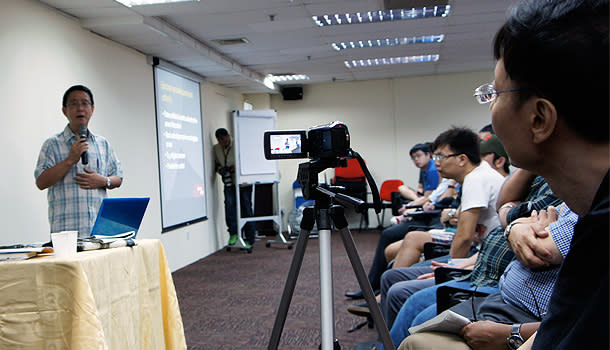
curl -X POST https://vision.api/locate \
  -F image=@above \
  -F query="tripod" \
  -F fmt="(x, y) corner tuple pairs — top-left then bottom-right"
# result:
(268, 185), (395, 350)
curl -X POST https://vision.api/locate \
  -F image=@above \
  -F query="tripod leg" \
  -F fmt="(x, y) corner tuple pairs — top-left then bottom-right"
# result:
(268, 207), (315, 350)
(317, 207), (336, 350)
(331, 206), (396, 350)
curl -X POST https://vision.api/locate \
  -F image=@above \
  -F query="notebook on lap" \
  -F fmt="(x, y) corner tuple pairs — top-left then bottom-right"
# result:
(90, 197), (150, 239)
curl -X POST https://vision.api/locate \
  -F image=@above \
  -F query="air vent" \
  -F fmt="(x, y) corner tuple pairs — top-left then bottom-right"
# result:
(212, 38), (250, 46)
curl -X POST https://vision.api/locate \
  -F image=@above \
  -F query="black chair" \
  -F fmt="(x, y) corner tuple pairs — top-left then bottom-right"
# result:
(433, 267), (489, 314)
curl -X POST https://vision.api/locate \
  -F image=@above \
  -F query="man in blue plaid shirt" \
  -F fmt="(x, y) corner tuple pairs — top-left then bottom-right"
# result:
(35, 85), (123, 238)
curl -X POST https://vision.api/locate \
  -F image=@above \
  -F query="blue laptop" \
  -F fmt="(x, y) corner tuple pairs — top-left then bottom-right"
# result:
(90, 197), (150, 238)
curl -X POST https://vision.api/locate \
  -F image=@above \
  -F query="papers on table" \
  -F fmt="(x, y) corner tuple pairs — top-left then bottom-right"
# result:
(78, 231), (137, 251)
(0, 246), (54, 261)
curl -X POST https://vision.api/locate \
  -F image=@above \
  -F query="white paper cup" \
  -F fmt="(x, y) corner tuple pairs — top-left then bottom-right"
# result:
(51, 230), (78, 257)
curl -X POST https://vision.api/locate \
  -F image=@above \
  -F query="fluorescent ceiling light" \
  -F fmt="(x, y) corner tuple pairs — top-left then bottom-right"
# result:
(344, 54), (439, 68)
(267, 74), (310, 82)
(332, 35), (444, 51)
(312, 6), (450, 27)
(115, 0), (198, 7)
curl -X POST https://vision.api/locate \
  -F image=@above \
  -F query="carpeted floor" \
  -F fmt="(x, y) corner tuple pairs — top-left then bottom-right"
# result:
(172, 229), (383, 350)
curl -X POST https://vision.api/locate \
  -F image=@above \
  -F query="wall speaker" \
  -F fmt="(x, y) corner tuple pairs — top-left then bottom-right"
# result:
(281, 86), (303, 100)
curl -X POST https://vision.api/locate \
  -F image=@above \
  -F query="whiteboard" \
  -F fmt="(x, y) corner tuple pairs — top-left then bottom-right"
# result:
(233, 110), (279, 184)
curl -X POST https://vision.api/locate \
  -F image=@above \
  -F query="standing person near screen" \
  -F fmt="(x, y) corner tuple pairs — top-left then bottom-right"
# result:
(213, 128), (256, 248)
(35, 85), (123, 238)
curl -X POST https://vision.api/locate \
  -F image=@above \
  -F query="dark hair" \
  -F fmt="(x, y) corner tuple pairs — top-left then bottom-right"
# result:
(409, 142), (431, 156)
(62, 85), (94, 107)
(493, 0), (609, 142)
(479, 124), (494, 134)
(487, 153), (511, 174)
(215, 128), (229, 139)
(432, 127), (481, 165)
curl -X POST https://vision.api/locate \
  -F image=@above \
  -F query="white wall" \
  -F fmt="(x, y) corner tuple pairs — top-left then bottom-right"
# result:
(1, 0), (244, 271)
(267, 73), (495, 227)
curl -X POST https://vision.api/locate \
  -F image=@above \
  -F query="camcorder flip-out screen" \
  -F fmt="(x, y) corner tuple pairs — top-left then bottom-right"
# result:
(264, 130), (308, 159)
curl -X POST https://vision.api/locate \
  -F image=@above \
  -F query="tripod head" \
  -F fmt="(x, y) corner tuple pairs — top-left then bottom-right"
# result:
(297, 150), (382, 214)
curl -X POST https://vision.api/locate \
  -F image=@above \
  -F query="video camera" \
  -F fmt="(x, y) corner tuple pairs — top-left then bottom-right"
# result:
(263, 121), (381, 213)
(263, 121), (350, 161)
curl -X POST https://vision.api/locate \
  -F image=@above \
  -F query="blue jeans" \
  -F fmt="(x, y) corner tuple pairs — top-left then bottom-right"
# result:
(389, 280), (499, 347)
(224, 185), (256, 244)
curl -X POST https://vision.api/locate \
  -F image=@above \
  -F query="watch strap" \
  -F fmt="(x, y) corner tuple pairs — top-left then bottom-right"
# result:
(503, 221), (522, 240)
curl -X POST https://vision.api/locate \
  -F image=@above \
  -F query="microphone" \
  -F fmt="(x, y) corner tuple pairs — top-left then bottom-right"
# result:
(78, 125), (88, 165)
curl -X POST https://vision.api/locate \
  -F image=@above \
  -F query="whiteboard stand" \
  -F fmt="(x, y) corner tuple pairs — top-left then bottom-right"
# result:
(226, 110), (291, 252)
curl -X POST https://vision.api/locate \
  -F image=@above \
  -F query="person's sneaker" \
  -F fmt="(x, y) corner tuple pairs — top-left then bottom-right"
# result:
(244, 241), (252, 248)
(228, 235), (238, 245)
(347, 302), (371, 317)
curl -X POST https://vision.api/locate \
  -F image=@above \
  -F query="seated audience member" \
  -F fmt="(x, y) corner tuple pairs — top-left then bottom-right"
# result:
(346, 176), (456, 300)
(478, 124), (494, 141)
(479, 135), (510, 177)
(378, 172), (561, 331)
(385, 127), (505, 269)
(397, 143), (440, 205)
(385, 136), (511, 263)
(399, 204), (578, 350)
(481, 0), (608, 348)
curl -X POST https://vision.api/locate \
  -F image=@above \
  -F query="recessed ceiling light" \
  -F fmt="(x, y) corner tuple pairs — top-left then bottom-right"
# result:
(115, 0), (199, 7)
(332, 34), (444, 51)
(344, 54), (439, 68)
(267, 74), (310, 82)
(312, 6), (450, 27)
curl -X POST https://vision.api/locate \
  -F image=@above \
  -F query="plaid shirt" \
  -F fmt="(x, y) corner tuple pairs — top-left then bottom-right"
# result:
(466, 176), (562, 287)
(500, 204), (578, 318)
(506, 175), (563, 224)
(35, 125), (123, 237)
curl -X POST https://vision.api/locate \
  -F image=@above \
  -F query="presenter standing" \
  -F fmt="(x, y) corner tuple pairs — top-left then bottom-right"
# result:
(35, 85), (123, 238)
(213, 128), (256, 248)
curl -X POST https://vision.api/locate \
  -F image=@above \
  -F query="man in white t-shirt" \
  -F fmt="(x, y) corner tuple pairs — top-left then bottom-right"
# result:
(389, 127), (505, 268)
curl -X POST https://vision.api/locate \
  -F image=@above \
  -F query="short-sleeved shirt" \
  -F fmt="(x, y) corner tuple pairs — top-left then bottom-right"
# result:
(34, 125), (123, 237)
(533, 170), (609, 349)
(460, 161), (505, 242)
(418, 158), (440, 192)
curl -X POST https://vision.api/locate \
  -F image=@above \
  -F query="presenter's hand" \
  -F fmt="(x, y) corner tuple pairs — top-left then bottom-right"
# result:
(69, 138), (88, 165)
(74, 168), (105, 189)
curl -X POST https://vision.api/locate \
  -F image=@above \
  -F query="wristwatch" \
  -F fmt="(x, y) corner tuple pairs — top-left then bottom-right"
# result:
(448, 208), (457, 218)
(106, 177), (111, 189)
(507, 323), (524, 349)
(503, 221), (522, 240)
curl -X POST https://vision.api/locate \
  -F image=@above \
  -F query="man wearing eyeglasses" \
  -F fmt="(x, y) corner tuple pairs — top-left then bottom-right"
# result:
(35, 85), (123, 238)
(471, 1), (608, 349)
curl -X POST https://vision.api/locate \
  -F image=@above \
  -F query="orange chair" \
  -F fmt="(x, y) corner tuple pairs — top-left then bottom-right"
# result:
(332, 158), (368, 230)
(378, 179), (404, 226)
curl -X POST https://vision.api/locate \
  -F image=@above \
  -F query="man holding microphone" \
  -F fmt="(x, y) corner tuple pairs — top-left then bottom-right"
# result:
(35, 85), (123, 238)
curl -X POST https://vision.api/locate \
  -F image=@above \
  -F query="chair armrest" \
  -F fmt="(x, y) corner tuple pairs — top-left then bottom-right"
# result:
(423, 242), (451, 260)
(434, 267), (471, 284)
(436, 286), (491, 314)
(406, 209), (442, 219)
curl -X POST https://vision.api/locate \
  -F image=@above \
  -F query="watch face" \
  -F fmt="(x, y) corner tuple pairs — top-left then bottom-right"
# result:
(508, 336), (524, 349)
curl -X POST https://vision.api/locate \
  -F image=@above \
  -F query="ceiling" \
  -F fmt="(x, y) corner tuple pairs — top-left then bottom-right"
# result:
(36, 0), (514, 94)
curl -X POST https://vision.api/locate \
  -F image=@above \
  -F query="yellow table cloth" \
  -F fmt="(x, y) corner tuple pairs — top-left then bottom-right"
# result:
(0, 239), (186, 350)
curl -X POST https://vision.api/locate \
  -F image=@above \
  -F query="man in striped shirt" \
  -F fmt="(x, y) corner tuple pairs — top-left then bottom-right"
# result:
(35, 85), (123, 238)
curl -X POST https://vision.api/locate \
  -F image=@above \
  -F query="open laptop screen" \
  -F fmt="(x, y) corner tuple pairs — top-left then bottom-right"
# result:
(90, 198), (150, 237)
